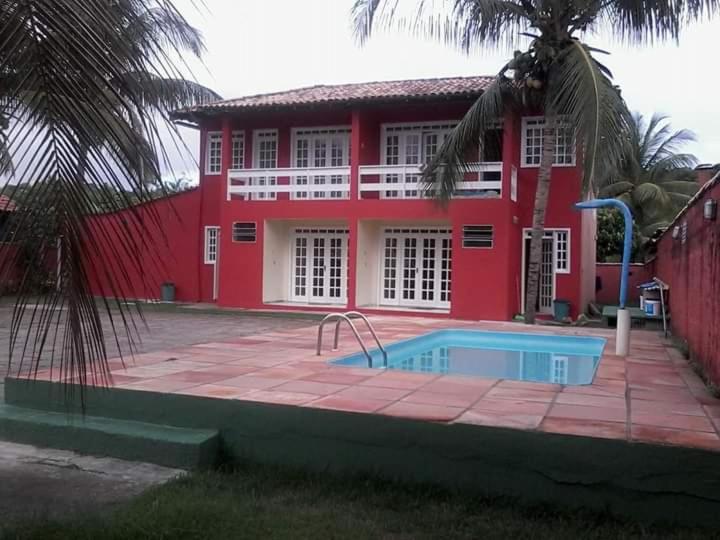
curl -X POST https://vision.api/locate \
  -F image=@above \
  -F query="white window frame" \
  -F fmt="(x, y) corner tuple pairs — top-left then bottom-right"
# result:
(231, 131), (244, 170)
(251, 129), (278, 200)
(520, 116), (576, 168)
(205, 131), (222, 175)
(290, 126), (351, 200)
(204, 226), (220, 264)
(553, 229), (570, 274)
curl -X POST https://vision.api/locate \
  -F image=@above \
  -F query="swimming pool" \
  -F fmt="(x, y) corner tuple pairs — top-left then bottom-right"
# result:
(332, 329), (606, 385)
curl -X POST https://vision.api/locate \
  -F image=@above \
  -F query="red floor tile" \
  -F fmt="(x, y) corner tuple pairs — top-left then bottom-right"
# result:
(308, 395), (391, 413)
(175, 384), (251, 399)
(118, 378), (200, 393)
(272, 380), (348, 396)
(160, 370), (237, 384)
(401, 390), (480, 408)
(547, 403), (627, 423)
(485, 387), (558, 403)
(300, 370), (373, 385)
(379, 401), (464, 422)
(539, 418), (627, 441)
(631, 398), (705, 417)
(219, 375), (286, 390)
(239, 390), (319, 406)
(335, 385), (412, 402)
(471, 397), (551, 416)
(554, 392), (627, 409)
(456, 410), (544, 430)
(631, 425), (720, 451)
(631, 410), (715, 432)
(358, 371), (436, 390)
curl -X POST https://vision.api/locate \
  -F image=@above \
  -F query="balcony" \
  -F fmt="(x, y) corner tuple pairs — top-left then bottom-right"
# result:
(227, 167), (351, 200)
(358, 162), (502, 199)
(226, 162), (502, 201)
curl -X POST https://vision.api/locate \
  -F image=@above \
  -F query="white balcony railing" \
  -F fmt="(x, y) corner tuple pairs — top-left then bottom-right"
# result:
(358, 162), (502, 199)
(227, 167), (351, 201)
(226, 162), (502, 201)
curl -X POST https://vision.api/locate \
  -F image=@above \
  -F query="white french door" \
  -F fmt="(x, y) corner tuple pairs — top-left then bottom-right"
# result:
(292, 129), (350, 200)
(522, 230), (569, 315)
(380, 228), (452, 309)
(290, 228), (348, 304)
(382, 125), (453, 199)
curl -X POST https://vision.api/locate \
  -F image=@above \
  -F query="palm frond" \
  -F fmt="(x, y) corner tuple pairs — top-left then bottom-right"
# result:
(598, 180), (634, 198)
(352, 0), (528, 51)
(0, 0), (214, 402)
(606, 0), (720, 42)
(657, 180), (701, 196)
(420, 74), (510, 200)
(547, 39), (631, 195)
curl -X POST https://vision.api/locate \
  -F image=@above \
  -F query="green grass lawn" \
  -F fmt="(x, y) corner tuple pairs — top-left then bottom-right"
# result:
(2, 463), (714, 540)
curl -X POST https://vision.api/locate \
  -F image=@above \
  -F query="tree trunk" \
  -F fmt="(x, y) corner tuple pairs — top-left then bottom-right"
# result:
(524, 114), (557, 324)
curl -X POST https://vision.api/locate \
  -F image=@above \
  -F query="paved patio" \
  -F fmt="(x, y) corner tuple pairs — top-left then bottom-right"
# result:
(26, 315), (720, 453)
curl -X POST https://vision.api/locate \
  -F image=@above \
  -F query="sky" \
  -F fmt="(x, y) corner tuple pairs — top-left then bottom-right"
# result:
(167, 0), (720, 182)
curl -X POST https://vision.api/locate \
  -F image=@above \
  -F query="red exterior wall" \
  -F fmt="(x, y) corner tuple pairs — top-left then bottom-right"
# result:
(595, 263), (651, 306)
(86, 189), (212, 302)
(209, 101), (588, 320)
(652, 178), (720, 383)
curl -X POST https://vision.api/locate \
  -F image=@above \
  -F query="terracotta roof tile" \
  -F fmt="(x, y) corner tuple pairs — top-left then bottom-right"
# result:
(174, 76), (493, 118)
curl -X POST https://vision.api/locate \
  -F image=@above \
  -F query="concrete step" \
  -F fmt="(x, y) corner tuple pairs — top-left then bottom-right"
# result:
(0, 404), (219, 469)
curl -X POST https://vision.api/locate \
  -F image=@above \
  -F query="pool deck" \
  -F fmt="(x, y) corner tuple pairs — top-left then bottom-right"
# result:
(20, 316), (720, 453)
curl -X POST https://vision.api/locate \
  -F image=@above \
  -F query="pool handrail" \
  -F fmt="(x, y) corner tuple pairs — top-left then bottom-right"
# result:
(317, 313), (373, 366)
(333, 311), (388, 367)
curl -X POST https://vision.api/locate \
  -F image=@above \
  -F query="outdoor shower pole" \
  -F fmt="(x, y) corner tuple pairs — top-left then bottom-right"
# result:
(575, 199), (634, 356)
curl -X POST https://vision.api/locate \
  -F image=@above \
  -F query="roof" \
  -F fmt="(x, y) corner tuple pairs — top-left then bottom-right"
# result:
(0, 195), (16, 212)
(173, 76), (494, 120)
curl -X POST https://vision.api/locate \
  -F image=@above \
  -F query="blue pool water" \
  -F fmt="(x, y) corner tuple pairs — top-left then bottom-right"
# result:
(332, 329), (606, 385)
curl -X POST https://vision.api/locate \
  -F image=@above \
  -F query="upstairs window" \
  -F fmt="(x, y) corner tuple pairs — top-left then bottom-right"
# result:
(462, 225), (493, 248)
(205, 132), (222, 174)
(254, 130), (278, 169)
(232, 222), (257, 243)
(231, 131), (244, 169)
(521, 117), (575, 167)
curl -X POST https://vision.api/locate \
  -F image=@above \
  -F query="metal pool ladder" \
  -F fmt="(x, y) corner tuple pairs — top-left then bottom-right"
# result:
(316, 311), (388, 367)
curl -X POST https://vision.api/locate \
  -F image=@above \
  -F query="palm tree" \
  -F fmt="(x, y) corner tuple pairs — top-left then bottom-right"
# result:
(353, 0), (717, 323)
(599, 112), (699, 236)
(0, 1), (218, 396)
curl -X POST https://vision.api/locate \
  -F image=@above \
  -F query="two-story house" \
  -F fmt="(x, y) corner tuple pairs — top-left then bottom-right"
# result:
(90, 76), (596, 321)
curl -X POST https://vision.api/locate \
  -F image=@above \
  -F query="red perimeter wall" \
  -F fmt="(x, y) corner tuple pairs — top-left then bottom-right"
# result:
(652, 177), (720, 384)
(595, 263), (651, 306)
(85, 189), (209, 303)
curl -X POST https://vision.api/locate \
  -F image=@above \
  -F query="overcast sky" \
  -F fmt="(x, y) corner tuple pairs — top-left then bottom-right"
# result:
(168, 0), (719, 181)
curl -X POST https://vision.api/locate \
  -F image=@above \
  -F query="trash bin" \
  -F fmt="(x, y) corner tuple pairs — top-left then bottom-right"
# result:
(160, 282), (175, 302)
(553, 299), (571, 321)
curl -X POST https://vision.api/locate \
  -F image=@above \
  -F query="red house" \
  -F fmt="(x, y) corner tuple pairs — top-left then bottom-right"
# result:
(91, 76), (596, 321)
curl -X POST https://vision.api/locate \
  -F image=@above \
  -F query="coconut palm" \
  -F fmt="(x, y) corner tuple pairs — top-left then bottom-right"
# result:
(0, 0), (218, 396)
(599, 112), (699, 236)
(353, 0), (718, 323)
